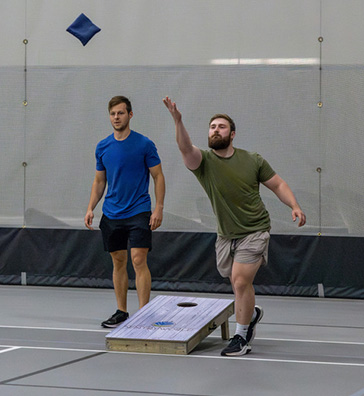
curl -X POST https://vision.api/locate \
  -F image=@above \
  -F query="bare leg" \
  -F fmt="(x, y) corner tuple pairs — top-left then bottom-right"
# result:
(230, 259), (262, 326)
(110, 250), (128, 312)
(130, 247), (151, 309)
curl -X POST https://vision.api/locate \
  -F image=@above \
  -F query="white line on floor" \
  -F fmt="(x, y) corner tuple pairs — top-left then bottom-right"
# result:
(0, 346), (20, 354)
(212, 335), (364, 346)
(1, 344), (364, 368)
(256, 337), (364, 346)
(0, 325), (108, 333)
(1, 325), (364, 346)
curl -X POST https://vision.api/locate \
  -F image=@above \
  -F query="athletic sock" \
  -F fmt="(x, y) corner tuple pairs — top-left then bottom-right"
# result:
(235, 323), (249, 340)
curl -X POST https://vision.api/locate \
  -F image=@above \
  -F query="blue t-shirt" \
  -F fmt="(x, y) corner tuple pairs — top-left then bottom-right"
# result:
(95, 130), (161, 219)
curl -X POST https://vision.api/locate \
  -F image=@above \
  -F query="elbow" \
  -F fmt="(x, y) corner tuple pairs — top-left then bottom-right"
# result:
(178, 144), (194, 156)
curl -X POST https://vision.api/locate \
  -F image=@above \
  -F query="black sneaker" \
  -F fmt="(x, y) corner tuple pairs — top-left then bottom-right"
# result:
(246, 305), (264, 344)
(221, 334), (251, 356)
(101, 310), (129, 328)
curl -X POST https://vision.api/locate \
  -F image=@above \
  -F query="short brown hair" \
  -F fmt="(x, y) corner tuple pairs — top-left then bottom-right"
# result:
(209, 114), (236, 133)
(108, 96), (132, 113)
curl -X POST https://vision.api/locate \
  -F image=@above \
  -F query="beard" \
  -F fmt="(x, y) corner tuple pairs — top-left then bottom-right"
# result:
(112, 122), (129, 132)
(208, 133), (231, 150)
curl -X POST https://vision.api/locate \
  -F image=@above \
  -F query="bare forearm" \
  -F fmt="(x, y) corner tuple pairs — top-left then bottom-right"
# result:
(163, 96), (202, 170)
(175, 120), (202, 169)
(154, 172), (165, 209)
(149, 169), (165, 230)
(263, 174), (306, 227)
(87, 181), (106, 211)
(85, 176), (106, 230)
(274, 181), (300, 209)
(175, 119), (194, 154)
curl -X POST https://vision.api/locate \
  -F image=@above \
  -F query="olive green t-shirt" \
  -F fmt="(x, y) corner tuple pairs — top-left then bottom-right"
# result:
(191, 148), (276, 239)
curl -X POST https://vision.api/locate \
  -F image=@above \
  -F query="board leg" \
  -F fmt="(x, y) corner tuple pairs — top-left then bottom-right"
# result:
(221, 320), (230, 340)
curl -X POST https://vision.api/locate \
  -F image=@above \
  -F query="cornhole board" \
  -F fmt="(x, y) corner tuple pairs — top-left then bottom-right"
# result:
(106, 295), (234, 355)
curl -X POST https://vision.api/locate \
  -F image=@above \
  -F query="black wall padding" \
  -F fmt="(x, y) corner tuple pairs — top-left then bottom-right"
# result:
(1, 228), (364, 298)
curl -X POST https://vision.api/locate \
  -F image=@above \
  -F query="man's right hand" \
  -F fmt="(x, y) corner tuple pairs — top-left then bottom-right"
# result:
(163, 96), (182, 124)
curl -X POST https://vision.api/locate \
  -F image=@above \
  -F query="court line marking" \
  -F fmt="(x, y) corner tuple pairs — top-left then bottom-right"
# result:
(256, 337), (364, 346)
(190, 335), (364, 346)
(0, 352), (106, 386)
(2, 325), (364, 346)
(0, 346), (20, 354)
(1, 344), (364, 367)
(0, 325), (108, 333)
(2, 383), (202, 396)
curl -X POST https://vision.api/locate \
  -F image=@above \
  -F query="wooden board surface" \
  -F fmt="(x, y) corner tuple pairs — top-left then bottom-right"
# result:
(106, 295), (234, 354)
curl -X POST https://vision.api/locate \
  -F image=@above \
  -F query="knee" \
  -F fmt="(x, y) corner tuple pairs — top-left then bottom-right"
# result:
(131, 254), (148, 273)
(232, 276), (251, 294)
(110, 251), (128, 270)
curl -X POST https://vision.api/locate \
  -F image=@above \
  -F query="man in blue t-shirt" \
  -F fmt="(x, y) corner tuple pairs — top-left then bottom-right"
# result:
(85, 96), (165, 328)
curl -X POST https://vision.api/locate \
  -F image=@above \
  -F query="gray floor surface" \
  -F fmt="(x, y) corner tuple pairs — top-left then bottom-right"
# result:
(1, 285), (364, 395)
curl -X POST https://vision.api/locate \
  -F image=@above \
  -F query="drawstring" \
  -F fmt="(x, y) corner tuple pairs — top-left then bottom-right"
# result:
(230, 239), (237, 258)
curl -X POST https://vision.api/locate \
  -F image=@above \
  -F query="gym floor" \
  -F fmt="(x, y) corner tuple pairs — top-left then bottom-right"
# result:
(1, 285), (364, 396)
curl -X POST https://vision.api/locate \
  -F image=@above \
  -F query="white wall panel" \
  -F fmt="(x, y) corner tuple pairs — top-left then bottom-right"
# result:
(21, 0), (320, 66)
(0, 1), (26, 66)
(0, 0), (364, 236)
(322, 0), (364, 65)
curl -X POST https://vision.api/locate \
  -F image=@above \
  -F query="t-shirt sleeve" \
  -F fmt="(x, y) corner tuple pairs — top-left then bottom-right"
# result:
(190, 149), (206, 177)
(145, 140), (161, 168)
(257, 154), (276, 182)
(95, 144), (105, 171)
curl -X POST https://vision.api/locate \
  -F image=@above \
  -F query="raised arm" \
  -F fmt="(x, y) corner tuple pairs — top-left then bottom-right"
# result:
(262, 174), (306, 227)
(84, 170), (107, 230)
(163, 96), (202, 170)
(149, 163), (165, 231)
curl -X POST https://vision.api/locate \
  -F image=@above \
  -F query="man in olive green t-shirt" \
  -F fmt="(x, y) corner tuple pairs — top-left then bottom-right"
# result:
(193, 148), (275, 238)
(163, 96), (306, 357)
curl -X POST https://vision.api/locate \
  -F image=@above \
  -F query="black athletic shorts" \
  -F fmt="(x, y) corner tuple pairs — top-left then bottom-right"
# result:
(99, 212), (152, 252)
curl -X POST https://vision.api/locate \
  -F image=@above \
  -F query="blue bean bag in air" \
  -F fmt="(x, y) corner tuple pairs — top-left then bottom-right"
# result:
(66, 13), (101, 46)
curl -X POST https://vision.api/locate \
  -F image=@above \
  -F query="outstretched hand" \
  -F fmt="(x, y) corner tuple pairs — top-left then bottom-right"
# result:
(292, 208), (306, 227)
(163, 96), (182, 124)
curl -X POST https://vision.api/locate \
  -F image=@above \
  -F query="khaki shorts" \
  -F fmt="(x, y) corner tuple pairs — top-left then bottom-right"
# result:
(215, 231), (270, 278)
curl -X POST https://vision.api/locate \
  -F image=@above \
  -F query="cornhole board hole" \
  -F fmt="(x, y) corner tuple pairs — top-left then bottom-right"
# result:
(106, 295), (234, 355)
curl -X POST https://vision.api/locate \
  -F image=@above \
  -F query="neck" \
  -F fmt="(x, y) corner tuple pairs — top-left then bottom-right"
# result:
(113, 128), (131, 141)
(213, 145), (235, 158)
